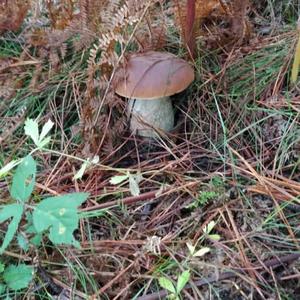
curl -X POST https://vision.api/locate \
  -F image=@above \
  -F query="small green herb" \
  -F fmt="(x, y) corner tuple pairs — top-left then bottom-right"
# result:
(3, 264), (33, 291)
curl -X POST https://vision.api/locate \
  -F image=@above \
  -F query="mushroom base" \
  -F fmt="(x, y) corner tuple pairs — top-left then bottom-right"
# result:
(127, 96), (174, 138)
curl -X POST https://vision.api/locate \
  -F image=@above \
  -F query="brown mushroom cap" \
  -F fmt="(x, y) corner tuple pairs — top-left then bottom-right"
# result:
(115, 51), (194, 99)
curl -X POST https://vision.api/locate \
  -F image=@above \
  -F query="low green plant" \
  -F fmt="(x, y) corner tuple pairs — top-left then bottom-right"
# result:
(0, 262), (33, 296)
(157, 221), (220, 299)
(188, 190), (219, 210)
(198, 191), (219, 206)
(187, 176), (225, 210)
(0, 119), (89, 293)
(158, 270), (190, 300)
(109, 172), (143, 196)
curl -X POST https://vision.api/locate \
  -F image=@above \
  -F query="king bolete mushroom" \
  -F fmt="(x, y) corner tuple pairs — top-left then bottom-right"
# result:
(115, 51), (194, 138)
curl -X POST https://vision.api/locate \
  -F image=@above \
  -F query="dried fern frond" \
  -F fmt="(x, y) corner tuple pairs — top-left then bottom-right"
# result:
(173, 0), (221, 43)
(129, 0), (168, 51)
(81, 0), (163, 154)
(0, 84), (27, 145)
(0, 108), (26, 145)
(0, 0), (30, 33)
(173, 0), (251, 50)
(22, 0), (167, 155)
(46, 0), (76, 30)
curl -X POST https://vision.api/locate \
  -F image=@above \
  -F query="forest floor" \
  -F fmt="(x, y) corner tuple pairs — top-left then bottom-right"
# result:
(1, 1), (300, 299)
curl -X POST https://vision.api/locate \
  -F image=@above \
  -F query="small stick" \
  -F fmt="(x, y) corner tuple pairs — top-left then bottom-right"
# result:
(81, 189), (164, 211)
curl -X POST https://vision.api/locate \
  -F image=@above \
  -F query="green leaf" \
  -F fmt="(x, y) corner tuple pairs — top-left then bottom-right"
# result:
(24, 119), (39, 146)
(91, 156), (99, 164)
(24, 118), (53, 148)
(0, 283), (5, 295)
(10, 155), (36, 203)
(73, 156), (99, 180)
(208, 234), (220, 241)
(39, 119), (54, 143)
(129, 173), (143, 196)
(33, 193), (89, 246)
(109, 174), (128, 185)
(198, 191), (218, 205)
(25, 212), (37, 234)
(0, 204), (24, 254)
(24, 212), (42, 246)
(0, 262), (5, 273)
(30, 233), (42, 246)
(0, 160), (21, 179)
(17, 234), (29, 252)
(186, 242), (195, 255)
(73, 161), (89, 180)
(3, 264), (33, 291)
(129, 175), (140, 196)
(176, 270), (190, 293)
(37, 136), (51, 149)
(158, 277), (176, 294)
(193, 247), (210, 257)
(203, 221), (216, 235)
(210, 176), (224, 187)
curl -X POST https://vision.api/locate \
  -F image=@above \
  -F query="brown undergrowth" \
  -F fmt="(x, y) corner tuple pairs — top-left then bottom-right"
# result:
(1, 0), (300, 299)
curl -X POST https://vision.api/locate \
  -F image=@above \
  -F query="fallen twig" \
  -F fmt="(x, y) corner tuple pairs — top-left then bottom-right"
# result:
(81, 189), (163, 211)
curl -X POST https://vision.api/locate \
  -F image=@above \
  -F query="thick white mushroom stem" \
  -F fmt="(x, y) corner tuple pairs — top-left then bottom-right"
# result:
(127, 97), (174, 138)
